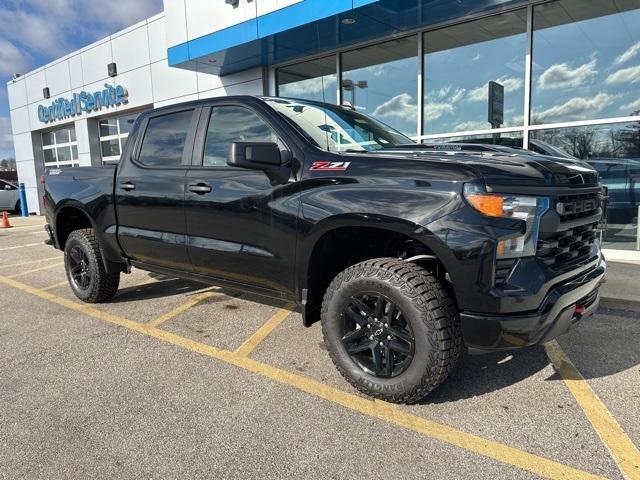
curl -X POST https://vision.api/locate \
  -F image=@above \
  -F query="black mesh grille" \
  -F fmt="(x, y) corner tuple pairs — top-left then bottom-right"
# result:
(537, 222), (598, 268)
(555, 193), (600, 222)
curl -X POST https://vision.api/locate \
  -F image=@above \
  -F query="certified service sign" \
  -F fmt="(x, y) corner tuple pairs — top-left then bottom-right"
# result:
(38, 84), (128, 123)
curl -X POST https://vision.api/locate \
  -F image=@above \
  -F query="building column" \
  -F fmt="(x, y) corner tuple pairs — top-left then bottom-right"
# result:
(13, 132), (40, 215)
(74, 118), (101, 167)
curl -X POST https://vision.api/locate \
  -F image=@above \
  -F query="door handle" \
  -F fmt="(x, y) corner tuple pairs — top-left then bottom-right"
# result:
(188, 183), (212, 194)
(119, 182), (136, 191)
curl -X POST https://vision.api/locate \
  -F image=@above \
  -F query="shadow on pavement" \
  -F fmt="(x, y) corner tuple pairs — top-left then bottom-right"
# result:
(424, 347), (550, 404)
(423, 301), (640, 403)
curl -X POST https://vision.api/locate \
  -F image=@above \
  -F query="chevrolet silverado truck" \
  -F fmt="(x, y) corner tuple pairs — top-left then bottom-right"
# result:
(43, 96), (606, 403)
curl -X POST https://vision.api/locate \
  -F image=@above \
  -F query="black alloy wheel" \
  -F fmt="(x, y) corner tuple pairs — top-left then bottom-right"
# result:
(64, 228), (120, 303)
(68, 245), (92, 291)
(341, 293), (414, 378)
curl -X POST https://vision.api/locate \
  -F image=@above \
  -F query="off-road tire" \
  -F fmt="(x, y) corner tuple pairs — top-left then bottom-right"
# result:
(64, 228), (120, 303)
(321, 257), (462, 403)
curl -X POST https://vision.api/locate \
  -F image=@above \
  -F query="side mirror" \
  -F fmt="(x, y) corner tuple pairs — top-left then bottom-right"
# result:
(4, 185), (12, 190)
(228, 142), (282, 170)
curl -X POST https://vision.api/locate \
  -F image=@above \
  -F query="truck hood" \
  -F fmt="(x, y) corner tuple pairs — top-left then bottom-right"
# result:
(368, 148), (599, 188)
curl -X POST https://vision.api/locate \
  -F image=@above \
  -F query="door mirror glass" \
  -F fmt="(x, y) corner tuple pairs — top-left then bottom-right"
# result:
(228, 142), (281, 169)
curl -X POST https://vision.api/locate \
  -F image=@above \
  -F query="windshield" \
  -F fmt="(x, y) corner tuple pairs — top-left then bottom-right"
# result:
(262, 97), (413, 152)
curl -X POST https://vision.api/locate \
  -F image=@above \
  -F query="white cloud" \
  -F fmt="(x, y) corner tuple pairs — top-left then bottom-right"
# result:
(467, 76), (523, 102)
(472, 53), (481, 62)
(0, 0), (163, 59)
(620, 98), (640, 112)
(537, 58), (598, 90)
(453, 120), (487, 132)
(279, 76), (336, 98)
(372, 93), (417, 120)
(0, 39), (30, 79)
(421, 87), (466, 121)
(605, 65), (640, 85)
(614, 41), (640, 66)
(537, 93), (614, 122)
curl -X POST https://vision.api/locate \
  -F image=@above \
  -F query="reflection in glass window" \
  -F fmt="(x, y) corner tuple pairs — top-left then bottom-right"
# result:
(427, 132), (524, 147)
(277, 55), (336, 103)
(264, 98), (411, 153)
(55, 128), (70, 144)
(138, 110), (193, 167)
(341, 36), (418, 136)
(204, 106), (278, 167)
(531, 121), (640, 250)
(424, 10), (527, 135)
(532, 1), (640, 124)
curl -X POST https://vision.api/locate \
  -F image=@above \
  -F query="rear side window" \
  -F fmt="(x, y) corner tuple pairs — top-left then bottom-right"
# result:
(138, 110), (194, 167)
(203, 106), (279, 167)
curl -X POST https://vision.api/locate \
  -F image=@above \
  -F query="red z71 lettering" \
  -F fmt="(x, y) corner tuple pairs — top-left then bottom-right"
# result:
(310, 161), (351, 171)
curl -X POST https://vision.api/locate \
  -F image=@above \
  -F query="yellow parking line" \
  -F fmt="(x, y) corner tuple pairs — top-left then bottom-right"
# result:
(145, 291), (215, 329)
(235, 306), (294, 357)
(0, 273), (609, 480)
(41, 280), (70, 291)
(0, 256), (61, 269)
(7, 261), (62, 278)
(545, 340), (640, 480)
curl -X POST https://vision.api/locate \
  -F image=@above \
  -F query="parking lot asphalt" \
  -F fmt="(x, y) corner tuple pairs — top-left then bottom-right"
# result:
(1, 216), (639, 479)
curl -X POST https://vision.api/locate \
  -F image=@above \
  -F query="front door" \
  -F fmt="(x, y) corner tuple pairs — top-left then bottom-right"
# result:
(184, 104), (299, 297)
(0, 180), (18, 211)
(115, 108), (199, 271)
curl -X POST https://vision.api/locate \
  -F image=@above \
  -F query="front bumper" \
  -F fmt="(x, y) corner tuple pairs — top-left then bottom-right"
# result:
(460, 255), (606, 351)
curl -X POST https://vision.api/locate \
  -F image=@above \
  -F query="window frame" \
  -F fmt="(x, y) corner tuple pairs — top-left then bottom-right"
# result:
(132, 108), (200, 170)
(99, 113), (142, 165)
(41, 125), (79, 169)
(190, 102), (291, 170)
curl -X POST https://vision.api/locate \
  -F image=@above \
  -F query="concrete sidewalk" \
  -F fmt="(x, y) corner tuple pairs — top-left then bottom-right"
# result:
(601, 261), (640, 306)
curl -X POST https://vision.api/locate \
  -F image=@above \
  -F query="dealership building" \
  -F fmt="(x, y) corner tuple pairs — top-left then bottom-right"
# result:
(6, 0), (640, 255)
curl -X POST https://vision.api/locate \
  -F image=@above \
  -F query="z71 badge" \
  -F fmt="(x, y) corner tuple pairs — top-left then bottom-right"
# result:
(310, 161), (351, 171)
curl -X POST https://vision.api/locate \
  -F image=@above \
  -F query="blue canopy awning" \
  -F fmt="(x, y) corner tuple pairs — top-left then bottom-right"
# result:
(168, 0), (522, 76)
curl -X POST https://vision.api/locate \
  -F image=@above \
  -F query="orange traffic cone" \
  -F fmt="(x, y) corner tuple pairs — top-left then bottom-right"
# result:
(1, 211), (12, 229)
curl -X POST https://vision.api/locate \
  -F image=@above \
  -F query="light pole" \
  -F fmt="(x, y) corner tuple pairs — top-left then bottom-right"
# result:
(341, 79), (368, 108)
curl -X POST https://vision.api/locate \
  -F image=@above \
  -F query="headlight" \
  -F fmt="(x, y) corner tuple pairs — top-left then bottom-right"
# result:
(463, 184), (550, 258)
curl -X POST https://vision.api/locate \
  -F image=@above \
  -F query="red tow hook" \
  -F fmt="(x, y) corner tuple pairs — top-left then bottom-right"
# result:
(574, 305), (586, 316)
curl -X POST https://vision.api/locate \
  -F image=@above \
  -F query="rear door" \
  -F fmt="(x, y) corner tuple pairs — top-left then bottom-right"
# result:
(184, 102), (299, 297)
(115, 107), (200, 271)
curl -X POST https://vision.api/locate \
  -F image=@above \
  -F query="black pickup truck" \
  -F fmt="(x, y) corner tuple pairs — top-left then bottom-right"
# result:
(43, 96), (606, 403)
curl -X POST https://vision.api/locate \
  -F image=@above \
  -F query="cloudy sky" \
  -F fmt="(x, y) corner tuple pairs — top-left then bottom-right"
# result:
(0, 0), (163, 159)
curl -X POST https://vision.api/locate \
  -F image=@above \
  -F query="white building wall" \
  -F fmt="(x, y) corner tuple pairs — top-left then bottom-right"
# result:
(6, 11), (265, 214)
(162, 0), (305, 52)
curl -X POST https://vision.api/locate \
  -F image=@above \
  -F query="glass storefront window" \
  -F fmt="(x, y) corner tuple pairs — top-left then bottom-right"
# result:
(341, 36), (418, 136)
(41, 126), (78, 169)
(277, 55), (337, 103)
(531, 121), (640, 250)
(423, 10), (527, 135)
(427, 131), (524, 146)
(99, 112), (141, 164)
(532, 0), (640, 124)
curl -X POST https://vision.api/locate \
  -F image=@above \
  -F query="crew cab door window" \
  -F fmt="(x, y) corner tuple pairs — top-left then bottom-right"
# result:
(137, 110), (194, 167)
(203, 106), (279, 167)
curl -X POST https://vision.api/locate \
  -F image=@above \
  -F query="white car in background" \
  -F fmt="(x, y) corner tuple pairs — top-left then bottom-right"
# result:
(0, 180), (20, 213)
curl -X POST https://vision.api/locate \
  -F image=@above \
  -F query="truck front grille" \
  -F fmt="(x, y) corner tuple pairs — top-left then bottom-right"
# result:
(555, 193), (600, 222)
(536, 222), (598, 268)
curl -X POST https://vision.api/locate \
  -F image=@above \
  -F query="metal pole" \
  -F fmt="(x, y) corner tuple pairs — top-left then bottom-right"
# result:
(636, 205), (640, 251)
(18, 183), (28, 217)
